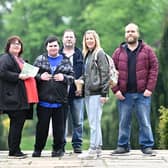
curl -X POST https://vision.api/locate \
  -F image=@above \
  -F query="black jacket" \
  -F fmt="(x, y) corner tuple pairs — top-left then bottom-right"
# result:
(34, 53), (74, 104)
(0, 53), (29, 111)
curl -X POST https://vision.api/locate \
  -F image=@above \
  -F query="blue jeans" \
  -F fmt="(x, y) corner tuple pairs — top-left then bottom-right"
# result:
(117, 93), (154, 149)
(68, 98), (84, 148)
(85, 95), (103, 149)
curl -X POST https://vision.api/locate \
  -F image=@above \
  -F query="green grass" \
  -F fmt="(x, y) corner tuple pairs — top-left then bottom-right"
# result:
(21, 135), (89, 151)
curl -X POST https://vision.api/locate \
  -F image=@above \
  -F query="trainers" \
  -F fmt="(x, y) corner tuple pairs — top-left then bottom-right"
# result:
(74, 147), (82, 153)
(78, 149), (97, 159)
(141, 147), (156, 156)
(111, 147), (130, 155)
(96, 147), (102, 157)
(32, 150), (41, 157)
(8, 151), (27, 159)
(52, 149), (64, 157)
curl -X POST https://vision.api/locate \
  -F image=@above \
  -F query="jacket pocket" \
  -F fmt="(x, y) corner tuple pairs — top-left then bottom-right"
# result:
(89, 62), (101, 91)
(4, 89), (19, 105)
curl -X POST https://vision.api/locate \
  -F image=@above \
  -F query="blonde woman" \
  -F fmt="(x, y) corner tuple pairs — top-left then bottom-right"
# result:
(78, 30), (109, 159)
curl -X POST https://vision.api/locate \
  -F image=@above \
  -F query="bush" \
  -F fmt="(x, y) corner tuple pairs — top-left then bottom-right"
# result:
(158, 106), (168, 149)
(0, 114), (8, 149)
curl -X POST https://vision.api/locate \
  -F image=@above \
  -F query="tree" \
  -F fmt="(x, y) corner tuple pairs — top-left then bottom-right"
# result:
(157, 12), (168, 107)
(1, 0), (96, 62)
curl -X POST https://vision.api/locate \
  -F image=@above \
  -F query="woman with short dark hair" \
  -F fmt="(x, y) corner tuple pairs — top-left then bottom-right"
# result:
(0, 35), (38, 158)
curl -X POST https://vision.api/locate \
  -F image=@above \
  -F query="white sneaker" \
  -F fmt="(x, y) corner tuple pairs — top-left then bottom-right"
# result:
(78, 149), (97, 159)
(96, 148), (102, 157)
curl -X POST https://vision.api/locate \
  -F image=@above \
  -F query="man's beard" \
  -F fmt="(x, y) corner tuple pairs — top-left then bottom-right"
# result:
(126, 37), (137, 44)
(65, 42), (73, 47)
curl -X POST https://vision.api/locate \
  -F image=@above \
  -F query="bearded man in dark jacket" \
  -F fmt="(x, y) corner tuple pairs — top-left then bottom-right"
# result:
(111, 23), (159, 156)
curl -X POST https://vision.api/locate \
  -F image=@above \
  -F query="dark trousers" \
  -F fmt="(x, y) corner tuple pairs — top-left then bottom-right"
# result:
(7, 110), (26, 154)
(34, 105), (65, 151)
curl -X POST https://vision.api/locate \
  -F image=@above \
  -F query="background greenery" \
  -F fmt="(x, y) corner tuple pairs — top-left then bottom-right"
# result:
(21, 135), (89, 151)
(0, 0), (168, 150)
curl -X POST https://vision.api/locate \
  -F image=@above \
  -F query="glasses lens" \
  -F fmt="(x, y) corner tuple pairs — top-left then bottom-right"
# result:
(11, 42), (21, 46)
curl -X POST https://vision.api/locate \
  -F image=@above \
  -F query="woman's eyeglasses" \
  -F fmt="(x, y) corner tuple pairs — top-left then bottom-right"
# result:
(11, 42), (21, 46)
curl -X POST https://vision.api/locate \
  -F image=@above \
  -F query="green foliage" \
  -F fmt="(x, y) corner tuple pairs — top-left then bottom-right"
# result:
(156, 12), (168, 107)
(0, 115), (8, 150)
(21, 135), (89, 151)
(158, 106), (168, 148)
(156, 13), (168, 149)
(80, 0), (167, 54)
(0, 117), (5, 149)
(1, 0), (96, 62)
(102, 92), (118, 149)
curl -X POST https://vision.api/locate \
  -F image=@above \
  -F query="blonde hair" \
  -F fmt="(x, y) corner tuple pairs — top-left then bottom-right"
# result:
(82, 30), (101, 57)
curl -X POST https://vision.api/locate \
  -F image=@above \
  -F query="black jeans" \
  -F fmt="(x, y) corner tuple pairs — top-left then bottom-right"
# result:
(34, 105), (65, 151)
(7, 110), (26, 154)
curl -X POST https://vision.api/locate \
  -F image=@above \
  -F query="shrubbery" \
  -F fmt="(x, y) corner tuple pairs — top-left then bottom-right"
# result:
(158, 106), (168, 149)
(0, 115), (8, 149)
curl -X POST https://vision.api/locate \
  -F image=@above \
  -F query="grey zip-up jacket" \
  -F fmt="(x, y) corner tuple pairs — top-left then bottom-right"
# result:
(84, 49), (109, 97)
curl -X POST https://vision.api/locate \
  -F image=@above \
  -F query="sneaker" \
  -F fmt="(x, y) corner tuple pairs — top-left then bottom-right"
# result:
(74, 147), (82, 153)
(52, 149), (64, 157)
(96, 147), (102, 157)
(32, 150), (41, 157)
(78, 149), (97, 159)
(111, 147), (130, 155)
(8, 151), (27, 159)
(141, 147), (156, 156)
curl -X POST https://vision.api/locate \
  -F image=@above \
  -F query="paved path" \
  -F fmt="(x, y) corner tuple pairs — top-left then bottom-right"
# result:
(0, 150), (168, 168)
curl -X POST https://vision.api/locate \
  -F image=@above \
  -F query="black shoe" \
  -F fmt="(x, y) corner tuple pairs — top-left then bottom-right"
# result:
(111, 147), (130, 155)
(74, 147), (82, 153)
(8, 151), (27, 158)
(32, 150), (41, 157)
(52, 149), (64, 157)
(141, 147), (156, 156)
